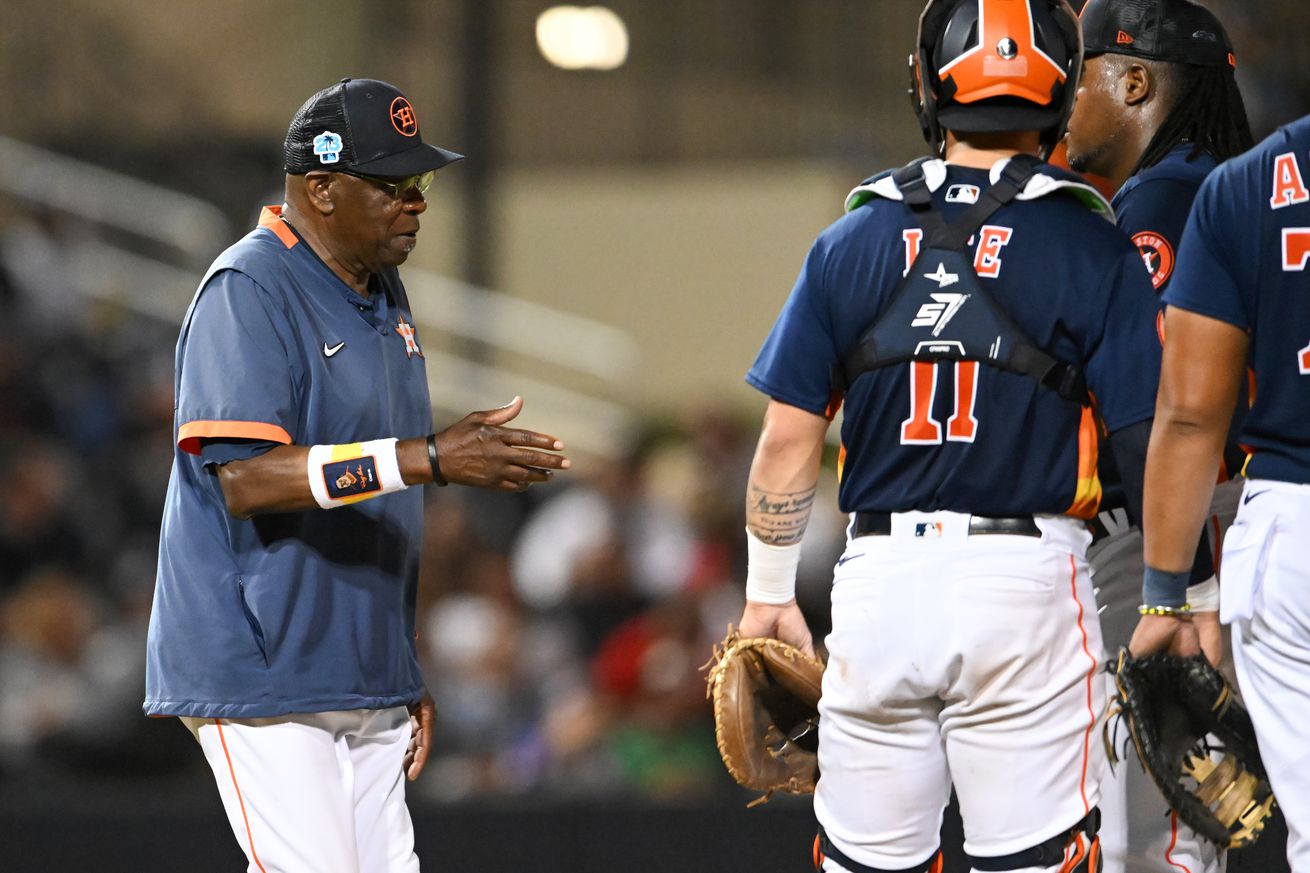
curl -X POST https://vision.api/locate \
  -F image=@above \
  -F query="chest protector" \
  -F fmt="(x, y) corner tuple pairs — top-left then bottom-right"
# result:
(832, 156), (1090, 405)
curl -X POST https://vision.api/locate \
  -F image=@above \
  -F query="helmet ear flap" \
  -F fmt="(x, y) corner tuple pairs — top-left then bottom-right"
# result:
(907, 51), (943, 156)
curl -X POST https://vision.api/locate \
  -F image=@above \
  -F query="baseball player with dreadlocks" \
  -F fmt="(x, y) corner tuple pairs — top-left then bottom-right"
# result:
(1062, 3), (1254, 871)
(736, 1), (1162, 871)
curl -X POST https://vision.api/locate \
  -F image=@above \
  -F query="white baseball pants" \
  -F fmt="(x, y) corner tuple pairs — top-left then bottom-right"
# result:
(1223, 478), (1310, 872)
(183, 707), (420, 873)
(815, 512), (1105, 872)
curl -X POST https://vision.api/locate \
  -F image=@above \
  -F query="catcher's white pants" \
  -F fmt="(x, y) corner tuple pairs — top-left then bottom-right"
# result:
(1087, 477), (1243, 873)
(815, 512), (1105, 872)
(183, 707), (420, 873)
(1223, 478), (1310, 872)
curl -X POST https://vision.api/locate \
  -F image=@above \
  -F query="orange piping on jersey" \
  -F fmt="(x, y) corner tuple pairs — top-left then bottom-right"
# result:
(178, 420), (294, 456)
(836, 443), (847, 484)
(1069, 554), (1098, 815)
(812, 835), (824, 871)
(216, 720), (270, 873)
(1162, 813), (1192, 872)
(258, 206), (299, 250)
(1066, 406), (1102, 519)
(825, 391), (844, 421)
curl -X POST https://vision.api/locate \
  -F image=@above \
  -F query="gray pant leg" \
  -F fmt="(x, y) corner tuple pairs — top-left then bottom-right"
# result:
(1089, 526), (1224, 873)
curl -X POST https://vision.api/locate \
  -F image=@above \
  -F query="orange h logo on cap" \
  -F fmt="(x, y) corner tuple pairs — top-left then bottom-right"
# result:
(390, 97), (418, 136)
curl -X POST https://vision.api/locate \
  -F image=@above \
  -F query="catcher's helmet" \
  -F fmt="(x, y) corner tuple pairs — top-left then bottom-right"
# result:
(910, 0), (1083, 156)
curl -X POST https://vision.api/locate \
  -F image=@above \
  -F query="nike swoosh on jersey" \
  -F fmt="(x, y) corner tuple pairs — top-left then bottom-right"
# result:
(1243, 489), (1269, 505)
(323, 341), (345, 358)
(836, 553), (865, 567)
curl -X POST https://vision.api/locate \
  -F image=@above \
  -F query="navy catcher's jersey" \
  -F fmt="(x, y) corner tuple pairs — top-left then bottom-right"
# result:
(1164, 115), (1310, 485)
(147, 207), (432, 719)
(747, 159), (1161, 518)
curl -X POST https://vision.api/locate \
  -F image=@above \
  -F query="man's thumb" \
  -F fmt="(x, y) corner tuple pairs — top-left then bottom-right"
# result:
(480, 395), (523, 424)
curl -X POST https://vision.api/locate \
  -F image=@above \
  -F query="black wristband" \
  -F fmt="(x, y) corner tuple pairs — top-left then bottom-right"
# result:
(426, 434), (448, 486)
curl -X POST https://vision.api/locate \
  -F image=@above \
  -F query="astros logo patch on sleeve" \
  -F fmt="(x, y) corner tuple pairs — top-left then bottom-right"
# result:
(1132, 231), (1175, 290)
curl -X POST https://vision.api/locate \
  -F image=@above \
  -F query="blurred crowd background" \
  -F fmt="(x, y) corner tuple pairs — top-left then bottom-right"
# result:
(2, 0), (1310, 866)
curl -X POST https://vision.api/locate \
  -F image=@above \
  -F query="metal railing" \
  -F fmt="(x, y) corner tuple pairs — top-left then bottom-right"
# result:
(0, 137), (638, 456)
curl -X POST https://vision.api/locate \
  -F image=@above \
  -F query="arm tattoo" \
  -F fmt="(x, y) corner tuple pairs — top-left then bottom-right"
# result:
(747, 483), (816, 547)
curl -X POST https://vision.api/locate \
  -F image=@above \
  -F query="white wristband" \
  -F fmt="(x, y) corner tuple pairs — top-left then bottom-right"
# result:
(745, 527), (802, 605)
(1187, 575), (1220, 612)
(307, 438), (407, 509)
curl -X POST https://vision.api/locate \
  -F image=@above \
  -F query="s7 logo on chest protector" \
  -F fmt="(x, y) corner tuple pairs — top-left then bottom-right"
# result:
(912, 292), (970, 336)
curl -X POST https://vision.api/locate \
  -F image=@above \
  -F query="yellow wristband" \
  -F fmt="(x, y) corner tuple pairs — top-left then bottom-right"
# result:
(1138, 603), (1192, 617)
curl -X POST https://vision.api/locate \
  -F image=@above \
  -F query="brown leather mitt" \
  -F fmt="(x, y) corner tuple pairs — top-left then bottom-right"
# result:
(1106, 648), (1276, 848)
(704, 628), (825, 806)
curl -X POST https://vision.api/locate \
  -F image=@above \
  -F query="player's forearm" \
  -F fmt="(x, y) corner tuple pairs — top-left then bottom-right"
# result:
(744, 402), (828, 545)
(1143, 307), (1248, 575)
(1141, 421), (1225, 573)
(217, 438), (433, 518)
(742, 401), (828, 606)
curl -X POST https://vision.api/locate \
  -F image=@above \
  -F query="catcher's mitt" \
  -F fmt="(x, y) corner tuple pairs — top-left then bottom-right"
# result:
(704, 628), (825, 806)
(1105, 648), (1276, 848)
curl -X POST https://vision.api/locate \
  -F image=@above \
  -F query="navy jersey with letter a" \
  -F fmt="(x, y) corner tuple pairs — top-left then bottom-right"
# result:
(748, 159), (1161, 517)
(1165, 115), (1310, 485)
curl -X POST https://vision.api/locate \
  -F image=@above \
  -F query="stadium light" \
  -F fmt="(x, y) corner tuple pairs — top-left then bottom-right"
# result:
(535, 6), (629, 71)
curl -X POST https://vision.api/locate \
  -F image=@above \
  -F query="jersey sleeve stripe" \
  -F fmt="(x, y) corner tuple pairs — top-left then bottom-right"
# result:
(178, 420), (294, 456)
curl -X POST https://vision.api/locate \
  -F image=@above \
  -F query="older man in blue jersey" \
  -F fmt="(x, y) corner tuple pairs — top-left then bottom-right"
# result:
(735, 2), (1163, 872)
(145, 78), (570, 873)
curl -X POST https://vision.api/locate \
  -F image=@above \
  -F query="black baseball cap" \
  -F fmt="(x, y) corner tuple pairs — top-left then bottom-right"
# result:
(283, 78), (463, 177)
(1080, 0), (1235, 69)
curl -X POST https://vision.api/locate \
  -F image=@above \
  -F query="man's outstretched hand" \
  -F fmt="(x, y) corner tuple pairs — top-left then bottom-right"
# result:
(432, 396), (570, 491)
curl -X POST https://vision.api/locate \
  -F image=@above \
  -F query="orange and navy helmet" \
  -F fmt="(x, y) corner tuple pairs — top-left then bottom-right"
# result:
(910, 0), (1083, 156)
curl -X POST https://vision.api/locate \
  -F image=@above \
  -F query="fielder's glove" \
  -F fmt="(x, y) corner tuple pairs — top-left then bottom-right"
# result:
(1105, 648), (1276, 848)
(704, 627), (825, 806)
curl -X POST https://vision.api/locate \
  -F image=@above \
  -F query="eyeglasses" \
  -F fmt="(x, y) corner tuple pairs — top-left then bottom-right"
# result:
(340, 169), (436, 199)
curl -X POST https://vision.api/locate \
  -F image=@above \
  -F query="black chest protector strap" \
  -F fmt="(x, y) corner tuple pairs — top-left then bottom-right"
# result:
(832, 156), (1090, 405)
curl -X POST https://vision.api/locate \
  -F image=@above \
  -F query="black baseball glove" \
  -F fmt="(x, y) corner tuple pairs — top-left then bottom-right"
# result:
(1105, 648), (1275, 848)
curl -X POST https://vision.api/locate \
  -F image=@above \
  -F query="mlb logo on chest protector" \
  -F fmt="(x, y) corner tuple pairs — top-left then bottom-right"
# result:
(945, 184), (980, 204)
(915, 522), (944, 538)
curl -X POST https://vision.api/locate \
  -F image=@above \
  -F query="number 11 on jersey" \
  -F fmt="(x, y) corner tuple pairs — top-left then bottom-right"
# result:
(900, 360), (979, 445)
